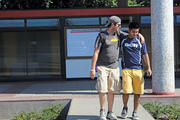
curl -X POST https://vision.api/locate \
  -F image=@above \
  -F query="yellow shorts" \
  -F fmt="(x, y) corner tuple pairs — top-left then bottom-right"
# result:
(96, 66), (121, 93)
(122, 69), (144, 94)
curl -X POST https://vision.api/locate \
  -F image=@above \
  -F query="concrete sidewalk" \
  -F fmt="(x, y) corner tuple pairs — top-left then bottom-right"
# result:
(67, 96), (155, 120)
(0, 78), (179, 120)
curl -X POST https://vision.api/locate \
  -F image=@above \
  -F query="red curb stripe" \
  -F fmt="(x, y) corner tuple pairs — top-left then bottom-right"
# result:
(152, 92), (175, 95)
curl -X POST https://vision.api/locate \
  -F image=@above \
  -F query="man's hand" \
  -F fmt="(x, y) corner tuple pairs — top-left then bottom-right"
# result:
(138, 33), (145, 44)
(90, 69), (96, 79)
(146, 68), (152, 76)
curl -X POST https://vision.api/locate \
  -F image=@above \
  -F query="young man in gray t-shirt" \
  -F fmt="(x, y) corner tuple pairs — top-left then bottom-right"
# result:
(90, 16), (126, 120)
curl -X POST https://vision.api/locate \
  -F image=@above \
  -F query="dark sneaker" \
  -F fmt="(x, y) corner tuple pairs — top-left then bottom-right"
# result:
(132, 112), (139, 120)
(121, 107), (128, 119)
(106, 111), (118, 120)
(100, 109), (107, 120)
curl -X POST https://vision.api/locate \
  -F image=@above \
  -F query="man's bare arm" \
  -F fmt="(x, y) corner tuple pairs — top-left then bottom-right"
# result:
(90, 48), (99, 79)
(119, 30), (145, 43)
(143, 54), (152, 76)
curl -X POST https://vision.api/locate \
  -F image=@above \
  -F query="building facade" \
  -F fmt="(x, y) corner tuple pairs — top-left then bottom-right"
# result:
(0, 7), (179, 80)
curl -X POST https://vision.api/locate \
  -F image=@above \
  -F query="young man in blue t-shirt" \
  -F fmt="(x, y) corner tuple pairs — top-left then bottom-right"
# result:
(120, 22), (152, 120)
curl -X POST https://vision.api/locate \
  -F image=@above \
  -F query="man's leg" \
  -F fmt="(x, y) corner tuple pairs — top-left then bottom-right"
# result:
(106, 92), (118, 120)
(122, 69), (133, 108)
(96, 66), (108, 110)
(99, 93), (106, 110)
(134, 94), (140, 112)
(132, 70), (144, 120)
(132, 94), (140, 120)
(121, 70), (133, 118)
(122, 94), (129, 108)
(99, 93), (107, 120)
(107, 92), (114, 112)
(106, 67), (120, 120)
(96, 66), (108, 120)
(133, 70), (144, 112)
(107, 67), (120, 112)
(121, 94), (129, 118)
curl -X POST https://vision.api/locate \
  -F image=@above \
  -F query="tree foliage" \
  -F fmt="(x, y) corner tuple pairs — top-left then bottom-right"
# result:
(129, 0), (180, 7)
(174, 0), (180, 6)
(129, 0), (150, 7)
(0, 0), (118, 9)
(0, 0), (179, 10)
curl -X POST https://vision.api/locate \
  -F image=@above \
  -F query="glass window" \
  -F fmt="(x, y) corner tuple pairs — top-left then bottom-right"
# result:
(174, 27), (180, 72)
(141, 16), (151, 24)
(66, 28), (101, 57)
(0, 32), (26, 76)
(26, 31), (61, 76)
(120, 27), (128, 32)
(101, 17), (109, 25)
(65, 17), (99, 25)
(0, 19), (24, 28)
(176, 15), (180, 23)
(0, 31), (61, 77)
(66, 59), (92, 78)
(27, 19), (59, 27)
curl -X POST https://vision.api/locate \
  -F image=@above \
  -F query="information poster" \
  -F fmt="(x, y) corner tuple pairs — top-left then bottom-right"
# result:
(66, 28), (101, 57)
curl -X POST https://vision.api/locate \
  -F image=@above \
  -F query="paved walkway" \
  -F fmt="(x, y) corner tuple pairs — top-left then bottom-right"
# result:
(67, 96), (155, 120)
(0, 78), (179, 120)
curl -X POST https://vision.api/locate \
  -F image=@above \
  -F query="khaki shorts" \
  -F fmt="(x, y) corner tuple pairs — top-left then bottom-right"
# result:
(122, 69), (144, 94)
(96, 66), (121, 93)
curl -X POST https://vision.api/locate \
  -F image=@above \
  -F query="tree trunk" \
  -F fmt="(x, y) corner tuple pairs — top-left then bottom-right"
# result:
(117, 0), (128, 8)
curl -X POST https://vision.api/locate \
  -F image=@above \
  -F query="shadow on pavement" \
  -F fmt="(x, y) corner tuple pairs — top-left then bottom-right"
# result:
(0, 78), (179, 95)
(67, 115), (99, 120)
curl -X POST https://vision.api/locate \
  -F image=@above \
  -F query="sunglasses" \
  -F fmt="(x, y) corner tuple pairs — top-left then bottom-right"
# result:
(114, 23), (121, 27)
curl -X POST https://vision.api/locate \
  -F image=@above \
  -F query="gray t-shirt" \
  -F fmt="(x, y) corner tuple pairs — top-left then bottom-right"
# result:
(95, 30), (127, 68)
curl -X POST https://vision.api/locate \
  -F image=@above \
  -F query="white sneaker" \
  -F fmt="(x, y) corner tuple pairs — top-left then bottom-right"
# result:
(132, 112), (139, 120)
(121, 107), (128, 119)
(106, 112), (118, 120)
(100, 109), (107, 120)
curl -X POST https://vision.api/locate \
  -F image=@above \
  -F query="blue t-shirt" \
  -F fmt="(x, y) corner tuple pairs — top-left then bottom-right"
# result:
(121, 36), (148, 70)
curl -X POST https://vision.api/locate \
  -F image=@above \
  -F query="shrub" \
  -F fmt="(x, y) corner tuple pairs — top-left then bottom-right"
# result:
(143, 101), (180, 120)
(12, 104), (62, 120)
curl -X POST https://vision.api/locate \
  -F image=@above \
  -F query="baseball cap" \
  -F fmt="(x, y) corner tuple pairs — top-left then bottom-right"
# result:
(105, 16), (121, 27)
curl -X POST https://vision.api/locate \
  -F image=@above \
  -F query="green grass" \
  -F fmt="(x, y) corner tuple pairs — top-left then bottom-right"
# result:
(143, 101), (180, 120)
(12, 104), (62, 120)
